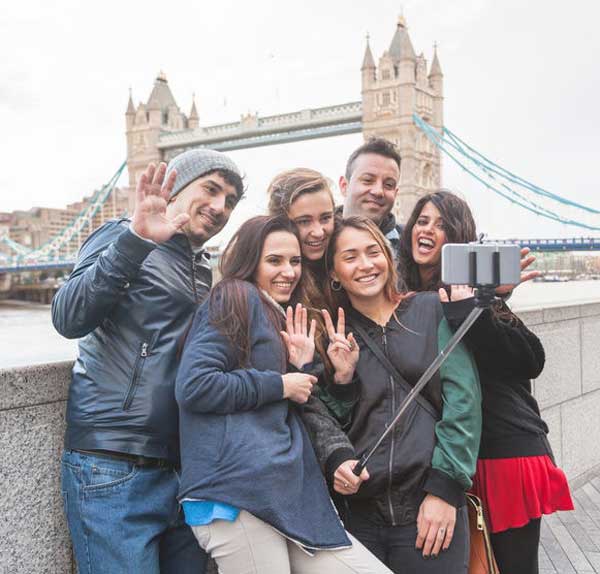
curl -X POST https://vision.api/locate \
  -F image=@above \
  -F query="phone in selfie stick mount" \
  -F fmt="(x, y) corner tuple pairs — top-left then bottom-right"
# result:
(352, 242), (521, 477)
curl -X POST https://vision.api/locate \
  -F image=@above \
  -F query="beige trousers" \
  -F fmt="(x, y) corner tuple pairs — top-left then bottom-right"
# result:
(192, 510), (392, 574)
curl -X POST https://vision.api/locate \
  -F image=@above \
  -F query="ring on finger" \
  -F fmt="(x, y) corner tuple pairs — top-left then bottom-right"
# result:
(438, 527), (446, 536)
(343, 481), (349, 488)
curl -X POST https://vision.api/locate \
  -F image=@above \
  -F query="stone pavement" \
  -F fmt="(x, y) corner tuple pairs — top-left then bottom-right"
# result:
(540, 473), (600, 573)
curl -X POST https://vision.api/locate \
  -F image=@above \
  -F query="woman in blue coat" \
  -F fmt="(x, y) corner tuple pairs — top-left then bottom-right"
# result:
(175, 215), (391, 574)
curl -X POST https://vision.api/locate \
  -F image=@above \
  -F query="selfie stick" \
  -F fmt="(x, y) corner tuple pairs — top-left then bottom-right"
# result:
(352, 252), (501, 477)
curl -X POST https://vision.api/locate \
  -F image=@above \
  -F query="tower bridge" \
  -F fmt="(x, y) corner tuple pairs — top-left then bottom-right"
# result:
(157, 101), (363, 157)
(125, 16), (444, 221)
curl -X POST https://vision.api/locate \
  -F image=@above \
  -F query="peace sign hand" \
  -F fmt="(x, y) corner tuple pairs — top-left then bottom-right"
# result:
(322, 308), (359, 385)
(131, 162), (190, 243)
(281, 303), (317, 369)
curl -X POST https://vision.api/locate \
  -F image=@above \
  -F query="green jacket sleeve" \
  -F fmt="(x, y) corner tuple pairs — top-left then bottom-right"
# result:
(313, 375), (360, 430)
(424, 317), (482, 505)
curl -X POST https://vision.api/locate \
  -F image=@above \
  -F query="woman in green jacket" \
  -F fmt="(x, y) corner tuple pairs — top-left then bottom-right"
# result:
(317, 216), (481, 574)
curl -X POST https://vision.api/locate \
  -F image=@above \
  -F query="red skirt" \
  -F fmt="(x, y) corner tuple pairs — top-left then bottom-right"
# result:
(471, 455), (574, 534)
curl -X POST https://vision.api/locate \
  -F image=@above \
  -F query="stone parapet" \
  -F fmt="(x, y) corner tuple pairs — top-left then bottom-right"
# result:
(2, 301), (600, 572)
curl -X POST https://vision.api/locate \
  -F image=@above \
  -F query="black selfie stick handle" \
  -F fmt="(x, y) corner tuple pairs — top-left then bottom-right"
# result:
(353, 454), (369, 477)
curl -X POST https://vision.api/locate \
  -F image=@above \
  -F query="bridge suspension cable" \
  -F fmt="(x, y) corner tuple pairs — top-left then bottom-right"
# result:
(0, 161), (126, 268)
(414, 114), (600, 231)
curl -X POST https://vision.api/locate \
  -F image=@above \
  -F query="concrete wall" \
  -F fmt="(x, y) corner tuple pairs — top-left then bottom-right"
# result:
(0, 361), (73, 574)
(519, 302), (600, 487)
(2, 301), (600, 573)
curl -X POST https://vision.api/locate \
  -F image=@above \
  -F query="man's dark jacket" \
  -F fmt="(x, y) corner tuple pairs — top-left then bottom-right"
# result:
(52, 219), (211, 463)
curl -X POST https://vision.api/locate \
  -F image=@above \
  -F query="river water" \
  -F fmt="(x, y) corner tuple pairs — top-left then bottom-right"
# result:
(1, 280), (600, 369)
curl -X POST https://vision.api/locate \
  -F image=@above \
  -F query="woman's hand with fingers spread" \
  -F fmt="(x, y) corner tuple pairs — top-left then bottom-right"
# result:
(131, 162), (190, 243)
(322, 307), (359, 384)
(281, 303), (316, 369)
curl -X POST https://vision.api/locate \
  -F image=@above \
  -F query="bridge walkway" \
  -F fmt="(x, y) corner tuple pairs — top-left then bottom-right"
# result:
(540, 471), (600, 573)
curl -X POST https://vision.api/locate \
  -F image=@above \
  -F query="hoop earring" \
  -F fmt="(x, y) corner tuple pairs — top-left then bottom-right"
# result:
(331, 279), (342, 292)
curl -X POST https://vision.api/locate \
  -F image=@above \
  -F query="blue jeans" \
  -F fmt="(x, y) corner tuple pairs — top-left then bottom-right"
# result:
(61, 450), (208, 574)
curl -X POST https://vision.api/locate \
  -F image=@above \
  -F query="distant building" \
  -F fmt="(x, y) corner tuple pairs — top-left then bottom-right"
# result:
(2, 188), (128, 258)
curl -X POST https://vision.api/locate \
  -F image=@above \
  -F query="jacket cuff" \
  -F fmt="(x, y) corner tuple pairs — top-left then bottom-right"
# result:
(326, 376), (360, 401)
(289, 361), (325, 378)
(114, 228), (157, 266)
(325, 447), (357, 484)
(442, 298), (475, 323)
(261, 373), (285, 404)
(423, 468), (466, 508)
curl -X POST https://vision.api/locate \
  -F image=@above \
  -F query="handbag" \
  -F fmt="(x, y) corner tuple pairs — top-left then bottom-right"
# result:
(467, 493), (500, 574)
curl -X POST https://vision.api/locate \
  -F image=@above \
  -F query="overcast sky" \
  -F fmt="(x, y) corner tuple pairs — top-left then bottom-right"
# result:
(1, 0), (598, 245)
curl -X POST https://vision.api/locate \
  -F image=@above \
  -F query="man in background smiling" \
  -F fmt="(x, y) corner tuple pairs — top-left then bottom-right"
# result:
(339, 137), (403, 258)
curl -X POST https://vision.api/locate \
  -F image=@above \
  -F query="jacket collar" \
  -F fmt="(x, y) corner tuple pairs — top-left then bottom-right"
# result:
(259, 289), (287, 319)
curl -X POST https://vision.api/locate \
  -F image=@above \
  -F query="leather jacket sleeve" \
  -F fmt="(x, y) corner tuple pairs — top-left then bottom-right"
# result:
(176, 301), (284, 415)
(424, 317), (482, 506)
(51, 220), (156, 339)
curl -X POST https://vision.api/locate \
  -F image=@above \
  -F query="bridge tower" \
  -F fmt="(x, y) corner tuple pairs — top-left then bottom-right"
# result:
(361, 16), (443, 221)
(125, 72), (195, 212)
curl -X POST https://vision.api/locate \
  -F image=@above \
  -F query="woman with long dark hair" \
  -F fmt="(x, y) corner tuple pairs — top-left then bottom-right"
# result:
(317, 216), (481, 574)
(398, 190), (574, 574)
(175, 215), (391, 574)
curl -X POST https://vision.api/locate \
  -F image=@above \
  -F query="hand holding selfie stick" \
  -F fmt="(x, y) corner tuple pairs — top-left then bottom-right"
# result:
(353, 248), (511, 477)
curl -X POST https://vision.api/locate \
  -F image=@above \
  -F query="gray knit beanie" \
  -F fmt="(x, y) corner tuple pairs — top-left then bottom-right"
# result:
(165, 148), (242, 199)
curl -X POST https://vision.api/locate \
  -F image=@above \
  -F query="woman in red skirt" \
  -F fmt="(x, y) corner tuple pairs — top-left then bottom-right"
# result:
(398, 190), (574, 574)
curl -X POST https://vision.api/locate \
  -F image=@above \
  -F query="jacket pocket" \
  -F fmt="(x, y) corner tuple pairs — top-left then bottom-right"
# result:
(122, 333), (158, 410)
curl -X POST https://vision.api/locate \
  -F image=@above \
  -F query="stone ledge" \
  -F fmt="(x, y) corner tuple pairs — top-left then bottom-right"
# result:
(0, 361), (72, 411)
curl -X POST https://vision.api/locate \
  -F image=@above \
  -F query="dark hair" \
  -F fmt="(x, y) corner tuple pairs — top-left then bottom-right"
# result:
(206, 168), (246, 201)
(267, 168), (334, 216)
(399, 190), (477, 291)
(345, 137), (401, 180)
(209, 215), (300, 366)
(324, 216), (407, 311)
(399, 191), (519, 324)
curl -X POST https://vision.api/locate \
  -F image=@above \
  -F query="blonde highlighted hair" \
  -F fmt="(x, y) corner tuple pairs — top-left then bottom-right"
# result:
(267, 168), (335, 216)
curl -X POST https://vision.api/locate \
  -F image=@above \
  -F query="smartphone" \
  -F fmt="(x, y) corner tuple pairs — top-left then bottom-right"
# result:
(441, 243), (521, 287)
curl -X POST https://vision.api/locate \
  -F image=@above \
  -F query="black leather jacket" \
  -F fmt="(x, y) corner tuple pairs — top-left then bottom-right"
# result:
(52, 219), (211, 463)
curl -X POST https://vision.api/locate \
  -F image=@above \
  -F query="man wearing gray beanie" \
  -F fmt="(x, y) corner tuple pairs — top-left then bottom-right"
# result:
(53, 148), (243, 574)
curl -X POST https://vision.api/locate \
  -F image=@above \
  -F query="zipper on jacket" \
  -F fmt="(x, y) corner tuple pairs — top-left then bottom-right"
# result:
(382, 326), (398, 526)
(123, 342), (149, 410)
(190, 256), (199, 302)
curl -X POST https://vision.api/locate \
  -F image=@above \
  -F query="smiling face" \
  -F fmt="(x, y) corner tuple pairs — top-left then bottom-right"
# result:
(340, 153), (400, 224)
(411, 201), (447, 271)
(254, 230), (302, 303)
(331, 227), (390, 303)
(167, 172), (239, 245)
(286, 190), (335, 261)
